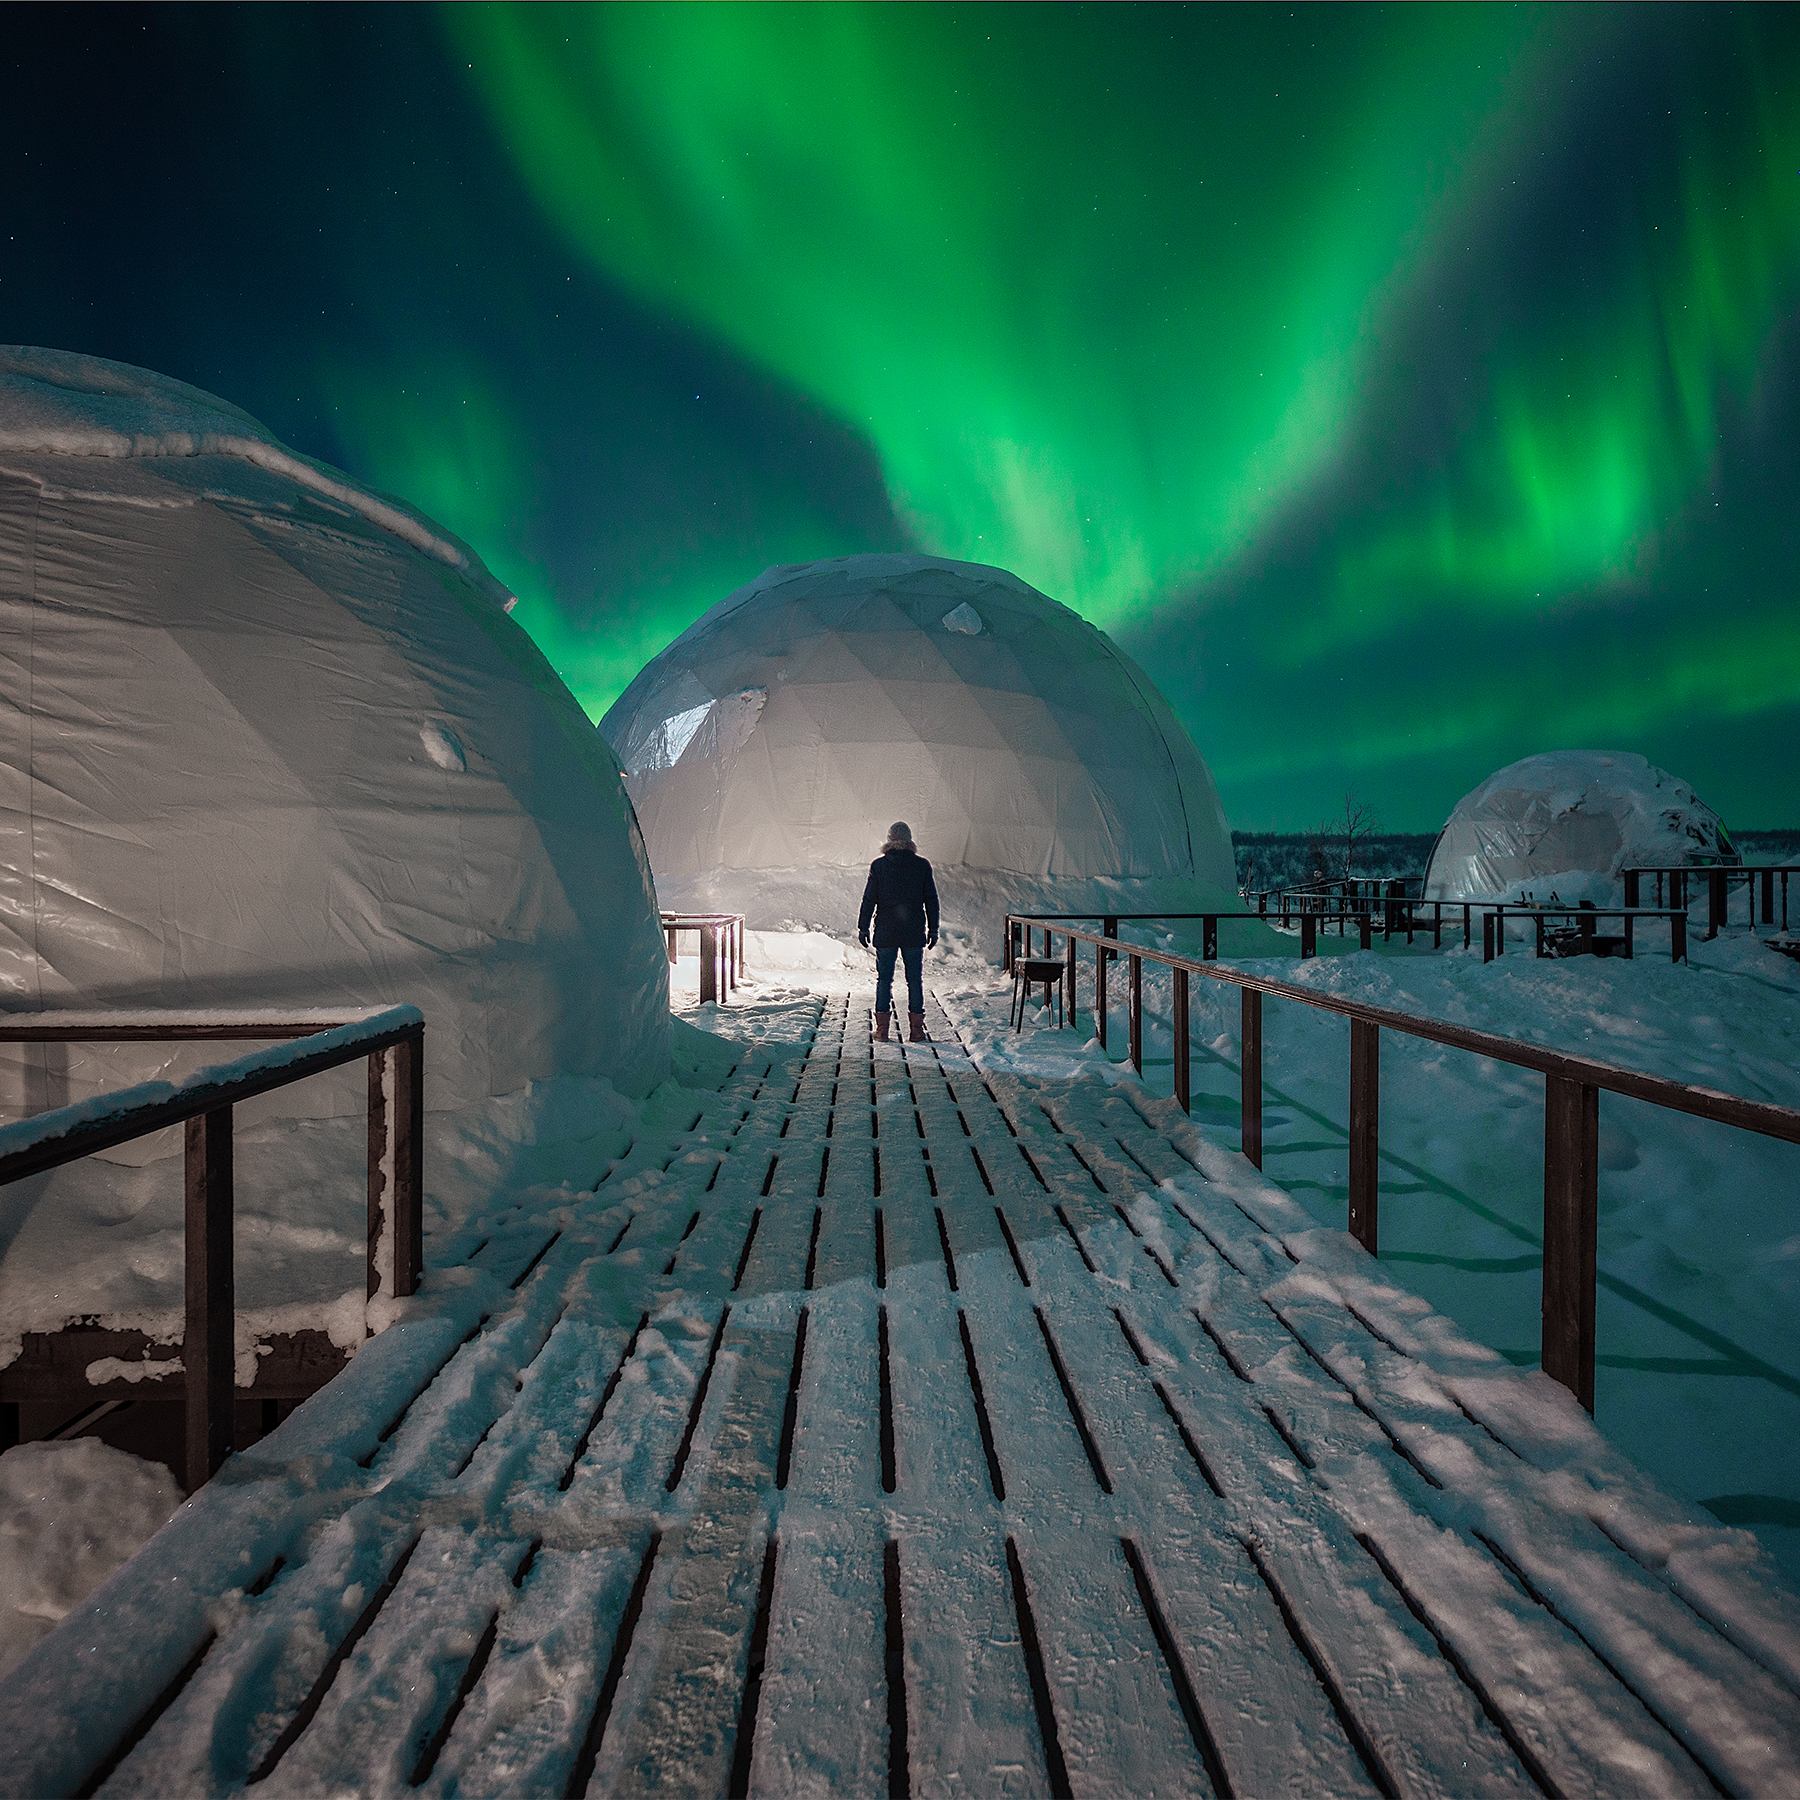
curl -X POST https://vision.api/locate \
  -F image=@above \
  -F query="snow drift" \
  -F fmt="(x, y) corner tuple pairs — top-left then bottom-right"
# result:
(602, 554), (1243, 944)
(1424, 749), (1735, 906)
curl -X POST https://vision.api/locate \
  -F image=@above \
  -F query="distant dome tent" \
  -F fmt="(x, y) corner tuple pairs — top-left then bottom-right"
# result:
(601, 553), (1242, 942)
(1423, 750), (1735, 906)
(0, 346), (670, 1112)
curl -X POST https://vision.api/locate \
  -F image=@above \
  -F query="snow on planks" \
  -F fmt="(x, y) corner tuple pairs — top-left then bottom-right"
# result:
(3, 986), (1799, 1798)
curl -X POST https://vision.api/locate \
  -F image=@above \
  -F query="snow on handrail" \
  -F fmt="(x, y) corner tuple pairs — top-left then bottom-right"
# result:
(0, 1005), (424, 1173)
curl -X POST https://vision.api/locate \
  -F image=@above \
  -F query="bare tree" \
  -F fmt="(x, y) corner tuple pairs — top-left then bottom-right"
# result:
(1308, 789), (1380, 882)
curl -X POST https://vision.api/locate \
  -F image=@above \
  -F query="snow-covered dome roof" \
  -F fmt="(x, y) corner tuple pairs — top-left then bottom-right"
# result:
(1424, 750), (1735, 905)
(0, 347), (669, 1106)
(601, 554), (1236, 928)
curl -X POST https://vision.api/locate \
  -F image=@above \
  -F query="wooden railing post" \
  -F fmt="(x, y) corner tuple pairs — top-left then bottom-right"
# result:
(1241, 988), (1262, 1168)
(1128, 953), (1142, 1074)
(368, 1035), (424, 1306)
(1763, 868), (1775, 926)
(700, 923), (718, 1003)
(666, 924), (678, 964)
(1065, 930), (1078, 1032)
(1300, 913), (1316, 959)
(1095, 938), (1108, 1051)
(1623, 870), (1640, 908)
(1348, 1021), (1378, 1255)
(1672, 914), (1687, 964)
(1542, 1074), (1599, 1411)
(1708, 869), (1727, 938)
(1172, 967), (1189, 1114)
(395, 1033), (423, 1297)
(185, 1106), (234, 1492)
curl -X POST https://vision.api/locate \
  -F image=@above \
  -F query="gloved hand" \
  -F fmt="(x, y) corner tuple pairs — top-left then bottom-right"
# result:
(859, 931), (869, 948)
(926, 932), (937, 950)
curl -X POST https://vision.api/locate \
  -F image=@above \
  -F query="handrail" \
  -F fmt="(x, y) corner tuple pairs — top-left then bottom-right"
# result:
(660, 911), (745, 1003)
(0, 1006), (424, 1490)
(1003, 913), (1800, 1413)
(1624, 863), (1800, 936)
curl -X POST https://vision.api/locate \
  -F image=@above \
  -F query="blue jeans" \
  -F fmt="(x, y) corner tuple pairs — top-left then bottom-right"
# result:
(875, 945), (923, 1015)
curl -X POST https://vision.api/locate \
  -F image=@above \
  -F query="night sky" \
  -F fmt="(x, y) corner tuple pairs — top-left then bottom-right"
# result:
(7, 4), (1798, 831)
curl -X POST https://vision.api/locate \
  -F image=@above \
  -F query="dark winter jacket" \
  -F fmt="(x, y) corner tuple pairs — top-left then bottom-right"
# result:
(859, 846), (940, 949)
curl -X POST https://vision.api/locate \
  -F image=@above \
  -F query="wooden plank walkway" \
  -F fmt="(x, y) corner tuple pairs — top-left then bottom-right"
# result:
(3, 984), (1799, 1798)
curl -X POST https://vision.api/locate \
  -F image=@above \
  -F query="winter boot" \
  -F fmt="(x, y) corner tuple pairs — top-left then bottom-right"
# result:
(908, 1012), (928, 1043)
(874, 1011), (891, 1042)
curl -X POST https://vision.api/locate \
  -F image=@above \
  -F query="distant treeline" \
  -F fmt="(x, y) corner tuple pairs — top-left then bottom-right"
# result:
(1231, 831), (1437, 893)
(1231, 828), (1800, 895)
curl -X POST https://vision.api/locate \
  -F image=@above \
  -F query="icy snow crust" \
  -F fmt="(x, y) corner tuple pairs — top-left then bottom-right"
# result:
(1424, 749), (1735, 905)
(3, 974), (1797, 1797)
(601, 553), (1247, 936)
(0, 348), (670, 1359)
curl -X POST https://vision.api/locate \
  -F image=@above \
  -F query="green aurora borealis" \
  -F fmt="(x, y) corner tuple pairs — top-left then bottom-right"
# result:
(9, 4), (1800, 829)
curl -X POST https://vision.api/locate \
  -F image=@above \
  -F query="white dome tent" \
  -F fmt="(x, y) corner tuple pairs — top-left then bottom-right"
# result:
(0, 347), (668, 1339)
(601, 554), (1241, 949)
(1423, 749), (1735, 906)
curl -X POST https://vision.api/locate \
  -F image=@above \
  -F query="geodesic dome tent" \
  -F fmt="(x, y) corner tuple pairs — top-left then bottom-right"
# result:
(0, 346), (670, 1112)
(601, 553), (1239, 936)
(1423, 750), (1735, 905)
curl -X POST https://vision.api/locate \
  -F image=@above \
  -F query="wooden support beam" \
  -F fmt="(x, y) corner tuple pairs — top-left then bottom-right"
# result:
(701, 923), (718, 1004)
(1128, 954), (1142, 1075)
(1095, 939), (1108, 1051)
(368, 1036), (424, 1303)
(184, 1107), (233, 1493)
(1241, 989), (1262, 1169)
(1172, 967), (1189, 1114)
(1348, 1021), (1378, 1255)
(1065, 930), (1078, 1032)
(1542, 1074), (1599, 1412)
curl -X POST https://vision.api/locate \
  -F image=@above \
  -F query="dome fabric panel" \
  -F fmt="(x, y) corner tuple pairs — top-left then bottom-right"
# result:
(0, 350), (669, 1113)
(1424, 749), (1735, 905)
(602, 553), (1236, 928)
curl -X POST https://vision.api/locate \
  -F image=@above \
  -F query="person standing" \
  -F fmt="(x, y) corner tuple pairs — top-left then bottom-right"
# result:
(858, 821), (939, 1042)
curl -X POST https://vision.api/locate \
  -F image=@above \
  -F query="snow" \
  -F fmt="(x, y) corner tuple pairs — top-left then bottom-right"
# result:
(1425, 749), (1735, 904)
(0, 1438), (179, 1679)
(1, 956), (1795, 1796)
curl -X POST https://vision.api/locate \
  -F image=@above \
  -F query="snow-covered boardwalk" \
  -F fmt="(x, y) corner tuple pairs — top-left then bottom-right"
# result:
(4, 986), (1800, 1798)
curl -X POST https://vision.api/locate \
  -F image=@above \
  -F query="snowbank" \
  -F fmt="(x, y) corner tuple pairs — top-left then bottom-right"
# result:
(0, 1438), (179, 1678)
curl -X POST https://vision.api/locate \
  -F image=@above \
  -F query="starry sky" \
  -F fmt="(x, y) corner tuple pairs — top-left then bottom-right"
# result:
(6, 4), (1798, 830)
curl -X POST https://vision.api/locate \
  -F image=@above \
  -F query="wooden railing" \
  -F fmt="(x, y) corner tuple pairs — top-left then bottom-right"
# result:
(1004, 915), (1800, 1413)
(661, 912), (746, 1004)
(0, 1007), (424, 1490)
(1624, 863), (1800, 936)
